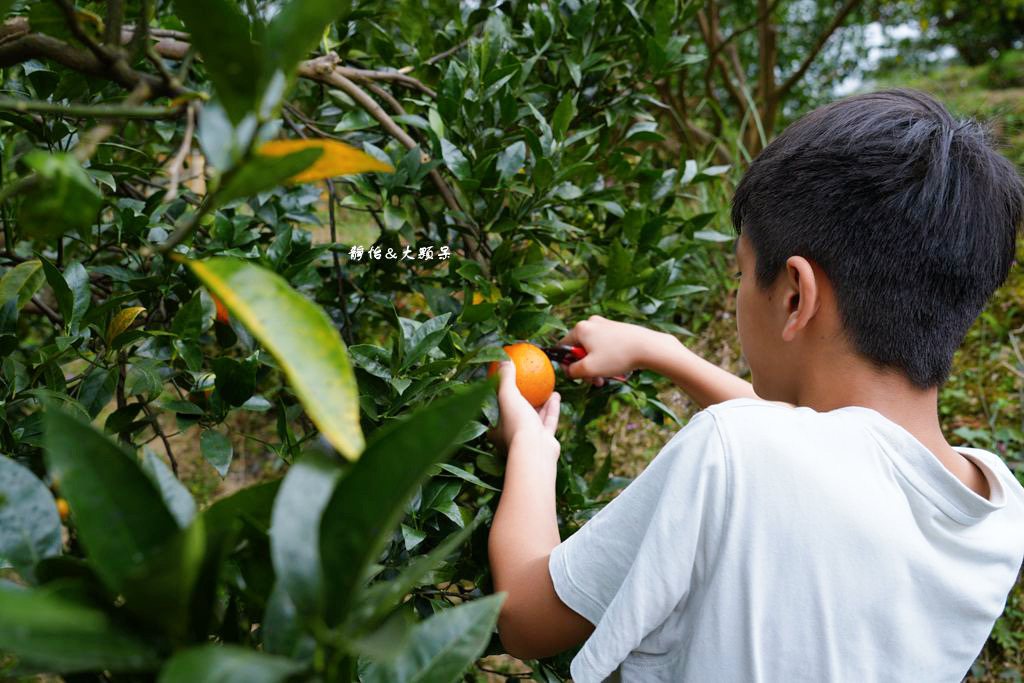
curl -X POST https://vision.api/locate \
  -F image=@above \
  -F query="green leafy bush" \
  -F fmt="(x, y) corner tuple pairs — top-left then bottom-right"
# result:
(0, 0), (735, 680)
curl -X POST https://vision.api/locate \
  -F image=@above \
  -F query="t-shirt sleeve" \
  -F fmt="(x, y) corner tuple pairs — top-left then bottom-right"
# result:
(548, 410), (729, 681)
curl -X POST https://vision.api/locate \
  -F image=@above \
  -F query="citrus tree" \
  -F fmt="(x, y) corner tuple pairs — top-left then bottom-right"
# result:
(0, 0), (735, 680)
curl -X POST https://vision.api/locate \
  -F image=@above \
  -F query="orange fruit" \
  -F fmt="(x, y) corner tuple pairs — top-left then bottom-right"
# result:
(56, 497), (69, 522)
(212, 294), (230, 325)
(488, 342), (555, 408)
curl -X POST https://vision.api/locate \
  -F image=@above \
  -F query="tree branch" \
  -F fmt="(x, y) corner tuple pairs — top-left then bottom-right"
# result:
(54, 0), (111, 65)
(776, 0), (862, 99)
(0, 31), (182, 96)
(0, 95), (181, 119)
(104, 0), (125, 49)
(73, 83), (152, 162)
(706, 0), (783, 67)
(423, 38), (471, 67)
(164, 102), (196, 202)
(696, 7), (744, 120)
(296, 57), (485, 267)
(28, 295), (63, 328)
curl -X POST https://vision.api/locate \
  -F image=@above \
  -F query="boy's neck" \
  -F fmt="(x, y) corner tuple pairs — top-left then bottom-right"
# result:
(792, 364), (991, 500)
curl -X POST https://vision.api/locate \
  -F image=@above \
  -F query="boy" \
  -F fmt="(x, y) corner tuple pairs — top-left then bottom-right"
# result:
(488, 89), (1024, 681)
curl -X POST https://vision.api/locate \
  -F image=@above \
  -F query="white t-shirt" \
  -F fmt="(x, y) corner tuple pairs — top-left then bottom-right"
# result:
(549, 398), (1024, 682)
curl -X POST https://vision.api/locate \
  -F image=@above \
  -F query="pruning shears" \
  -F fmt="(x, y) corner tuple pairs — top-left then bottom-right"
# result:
(538, 344), (629, 382)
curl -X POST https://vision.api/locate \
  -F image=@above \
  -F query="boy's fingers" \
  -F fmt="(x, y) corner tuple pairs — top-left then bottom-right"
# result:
(541, 392), (561, 433)
(565, 356), (592, 380)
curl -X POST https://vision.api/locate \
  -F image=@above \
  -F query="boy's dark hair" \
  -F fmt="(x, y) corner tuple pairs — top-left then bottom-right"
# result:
(731, 88), (1024, 389)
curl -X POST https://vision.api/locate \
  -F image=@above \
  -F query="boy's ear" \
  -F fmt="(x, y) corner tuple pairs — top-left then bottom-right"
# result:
(780, 256), (820, 342)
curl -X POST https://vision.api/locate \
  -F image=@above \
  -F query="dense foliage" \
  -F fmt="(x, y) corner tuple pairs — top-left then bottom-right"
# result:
(0, 1), (740, 680)
(0, 0), (1020, 681)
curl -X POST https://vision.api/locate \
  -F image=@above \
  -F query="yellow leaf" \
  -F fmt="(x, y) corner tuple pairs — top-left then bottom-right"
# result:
(257, 139), (394, 183)
(106, 306), (146, 346)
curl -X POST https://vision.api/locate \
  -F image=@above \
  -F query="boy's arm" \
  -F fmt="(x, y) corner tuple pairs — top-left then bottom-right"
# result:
(560, 315), (776, 409)
(637, 328), (761, 408)
(488, 363), (594, 659)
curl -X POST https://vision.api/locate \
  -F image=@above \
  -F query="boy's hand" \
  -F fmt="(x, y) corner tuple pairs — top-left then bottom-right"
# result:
(559, 315), (660, 387)
(490, 361), (561, 454)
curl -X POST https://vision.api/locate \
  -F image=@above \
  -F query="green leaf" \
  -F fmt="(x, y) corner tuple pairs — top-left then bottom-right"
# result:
(40, 257), (72, 324)
(436, 462), (498, 490)
(173, 0), (264, 124)
(496, 140), (526, 183)
(183, 257), (364, 460)
(551, 92), (577, 141)
(172, 290), (207, 340)
(320, 381), (491, 626)
(216, 148), (322, 207)
(440, 139), (471, 181)
(190, 480), (280, 639)
(0, 456), (61, 583)
(693, 229), (734, 243)
(76, 366), (117, 419)
(360, 594), (505, 683)
(264, 0), (353, 78)
(269, 452), (343, 618)
(200, 429), (233, 477)
(262, 580), (315, 658)
(18, 151), (101, 240)
(350, 511), (488, 631)
(0, 259), (45, 311)
(400, 313), (451, 372)
(606, 239), (632, 291)
(212, 356), (257, 407)
(624, 120), (664, 142)
(158, 645), (305, 683)
(0, 583), (161, 673)
(141, 451), (197, 528)
(43, 411), (205, 638)
(64, 262), (90, 333)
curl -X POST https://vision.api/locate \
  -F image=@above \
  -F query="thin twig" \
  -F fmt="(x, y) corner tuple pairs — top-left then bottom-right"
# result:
(146, 43), (180, 89)
(706, 0), (783, 67)
(72, 82), (152, 163)
(54, 0), (111, 64)
(776, 0), (862, 98)
(327, 179), (354, 345)
(423, 38), (471, 66)
(282, 102), (342, 140)
(282, 109), (356, 342)
(0, 95), (181, 119)
(156, 191), (216, 252)
(29, 295), (63, 328)
(164, 102), (196, 202)
(140, 398), (178, 477)
(337, 65), (436, 97)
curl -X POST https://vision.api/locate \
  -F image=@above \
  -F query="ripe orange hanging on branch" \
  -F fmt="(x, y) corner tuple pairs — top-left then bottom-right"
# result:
(488, 342), (555, 408)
